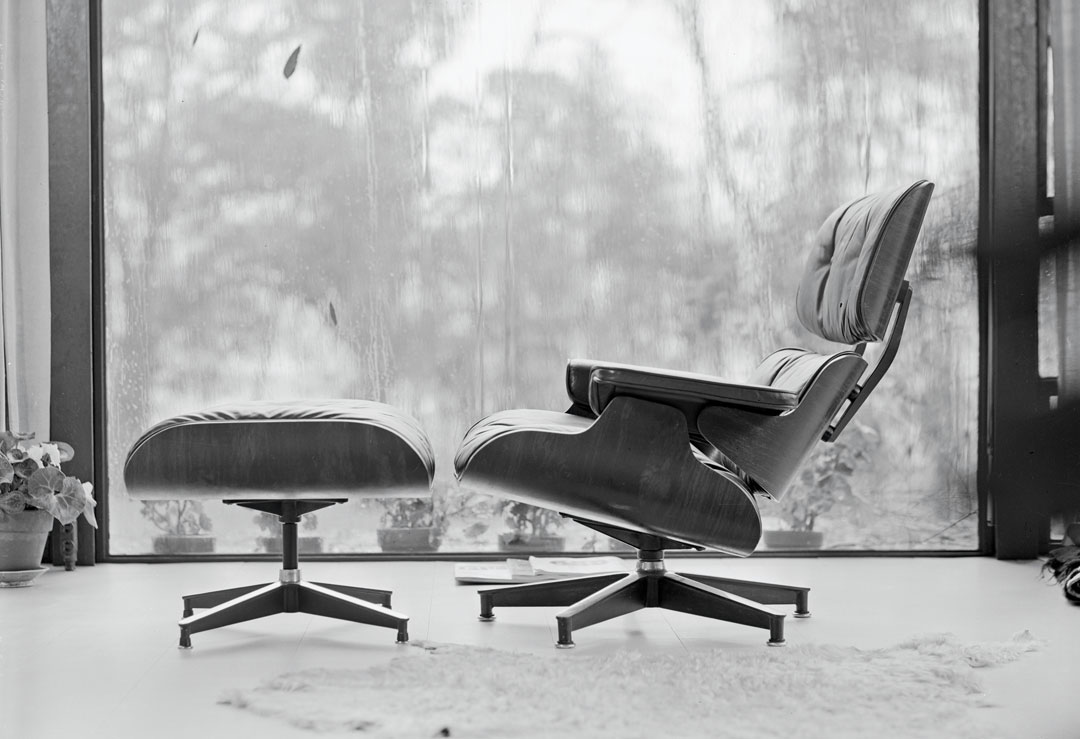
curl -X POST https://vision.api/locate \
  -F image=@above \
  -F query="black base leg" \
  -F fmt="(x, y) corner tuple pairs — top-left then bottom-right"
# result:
(678, 573), (810, 617)
(554, 574), (647, 648)
(660, 573), (786, 646)
(178, 582), (285, 648)
(298, 582), (410, 643)
(182, 583), (273, 618)
(478, 573), (626, 620)
(310, 582), (394, 608)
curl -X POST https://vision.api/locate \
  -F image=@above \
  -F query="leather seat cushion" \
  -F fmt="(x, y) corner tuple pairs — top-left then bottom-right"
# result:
(454, 408), (733, 478)
(749, 348), (840, 398)
(125, 399), (434, 499)
(454, 409), (593, 475)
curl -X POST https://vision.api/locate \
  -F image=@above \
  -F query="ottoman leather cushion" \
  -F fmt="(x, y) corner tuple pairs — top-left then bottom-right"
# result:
(125, 399), (434, 500)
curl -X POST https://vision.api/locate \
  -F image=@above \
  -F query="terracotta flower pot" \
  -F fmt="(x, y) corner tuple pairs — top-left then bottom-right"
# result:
(152, 534), (216, 555)
(497, 532), (566, 552)
(761, 530), (825, 550)
(377, 527), (442, 553)
(258, 536), (324, 555)
(0, 508), (53, 571)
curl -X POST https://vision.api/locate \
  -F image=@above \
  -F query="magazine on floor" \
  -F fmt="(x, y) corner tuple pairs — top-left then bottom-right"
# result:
(453, 555), (629, 584)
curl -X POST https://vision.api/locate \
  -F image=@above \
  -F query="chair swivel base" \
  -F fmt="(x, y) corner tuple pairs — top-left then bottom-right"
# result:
(477, 550), (809, 648)
(177, 499), (409, 648)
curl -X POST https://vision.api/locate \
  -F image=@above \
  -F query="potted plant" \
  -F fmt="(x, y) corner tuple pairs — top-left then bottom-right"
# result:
(254, 510), (323, 554)
(376, 497), (443, 553)
(762, 422), (879, 549)
(497, 501), (565, 552)
(140, 500), (215, 554)
(0, 431), (96, 583)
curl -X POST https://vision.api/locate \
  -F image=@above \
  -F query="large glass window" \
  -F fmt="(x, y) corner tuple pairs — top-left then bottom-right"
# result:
(103, 0), (979, 555)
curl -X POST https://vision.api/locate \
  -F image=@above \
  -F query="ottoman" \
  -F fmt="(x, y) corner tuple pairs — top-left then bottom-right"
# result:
(124, 400), (434, 648)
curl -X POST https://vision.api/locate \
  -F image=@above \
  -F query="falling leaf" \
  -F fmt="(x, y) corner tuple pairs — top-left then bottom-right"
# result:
(283, 45), (302, 79)
(192, 28), (200, 47)
(328, 301), (338, 326)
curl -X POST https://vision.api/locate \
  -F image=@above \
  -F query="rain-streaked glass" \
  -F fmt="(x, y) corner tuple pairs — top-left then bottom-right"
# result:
(102, 0), (980, 554)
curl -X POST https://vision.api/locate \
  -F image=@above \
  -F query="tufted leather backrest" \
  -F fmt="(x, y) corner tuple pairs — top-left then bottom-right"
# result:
(796, 181), (934, 344)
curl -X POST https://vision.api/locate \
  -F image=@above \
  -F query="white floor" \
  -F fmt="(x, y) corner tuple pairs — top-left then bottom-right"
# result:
(2, 556), (1078, 738)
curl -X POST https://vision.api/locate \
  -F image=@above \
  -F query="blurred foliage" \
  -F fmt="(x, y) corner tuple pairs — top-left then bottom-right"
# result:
(498, 501), (565, 538)
(140, 500), (212, 536)
(253, 510), (317, 533)
(379, 498), (438, 530)
(774, 422), (881, 532)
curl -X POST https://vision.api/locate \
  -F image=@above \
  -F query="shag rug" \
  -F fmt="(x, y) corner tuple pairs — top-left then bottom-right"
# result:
(220, 632), (1039, 738)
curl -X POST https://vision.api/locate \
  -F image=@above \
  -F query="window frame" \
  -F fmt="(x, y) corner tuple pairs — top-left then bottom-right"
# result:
(50, 0), (1034, 562)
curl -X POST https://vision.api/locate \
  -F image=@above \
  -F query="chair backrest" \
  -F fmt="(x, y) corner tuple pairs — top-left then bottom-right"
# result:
(796, 180), (934, 344)
(705, 181), (934, 498)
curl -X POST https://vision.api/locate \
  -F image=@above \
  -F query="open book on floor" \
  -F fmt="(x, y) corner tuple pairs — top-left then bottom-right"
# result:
(454, 556), (630, 584)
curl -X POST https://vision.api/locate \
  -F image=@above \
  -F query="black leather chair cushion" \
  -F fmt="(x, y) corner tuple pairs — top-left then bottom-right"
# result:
(796, 180), (933, 344)
(454, 409), (593, 474)
(454, 406), (738, 480)
(125, 399), (434, 499)
(749, 347), (844, 397)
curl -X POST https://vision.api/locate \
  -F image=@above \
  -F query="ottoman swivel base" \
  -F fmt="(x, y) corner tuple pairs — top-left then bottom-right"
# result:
(124, 399), (434, 648)
(177, 500), (409, 648)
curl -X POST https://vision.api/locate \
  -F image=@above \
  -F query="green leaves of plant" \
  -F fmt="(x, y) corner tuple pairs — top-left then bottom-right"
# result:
(26, 467), (97, 527)
(0, 436), (94, 526)
(27, 467), (65, 518)
(0, 490), (26, 515)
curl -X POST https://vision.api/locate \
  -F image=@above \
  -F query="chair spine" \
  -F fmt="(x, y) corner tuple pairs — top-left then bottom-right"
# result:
(822, 282), (912, 443)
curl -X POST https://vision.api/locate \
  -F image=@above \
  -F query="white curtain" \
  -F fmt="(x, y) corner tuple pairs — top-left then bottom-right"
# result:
(0, 0), (51, 437)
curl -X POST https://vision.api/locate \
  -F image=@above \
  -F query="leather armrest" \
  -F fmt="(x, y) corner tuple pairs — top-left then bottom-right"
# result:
(565, 358), (603, 409)
(567, 359), (799, 418)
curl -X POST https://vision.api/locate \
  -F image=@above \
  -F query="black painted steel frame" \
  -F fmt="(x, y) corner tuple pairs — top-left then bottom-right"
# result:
(979, 0), (1049, 558)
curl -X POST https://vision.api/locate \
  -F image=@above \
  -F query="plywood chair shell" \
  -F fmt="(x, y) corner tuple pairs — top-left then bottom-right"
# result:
(697, 352), (868, 500)
(458, 396), (762, 555)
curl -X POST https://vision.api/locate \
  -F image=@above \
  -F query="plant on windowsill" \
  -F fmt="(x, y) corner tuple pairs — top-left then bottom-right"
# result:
(376, 497), (443, 553)
(0, 431), (97, 582)
(140, 500), (215, 555)
(762, 421), (880, 550)
(497, 501), (565, 552)
(254, 510), (323, 554)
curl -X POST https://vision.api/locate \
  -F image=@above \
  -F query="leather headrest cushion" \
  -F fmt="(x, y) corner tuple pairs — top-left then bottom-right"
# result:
(796, 181), (933, 344)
